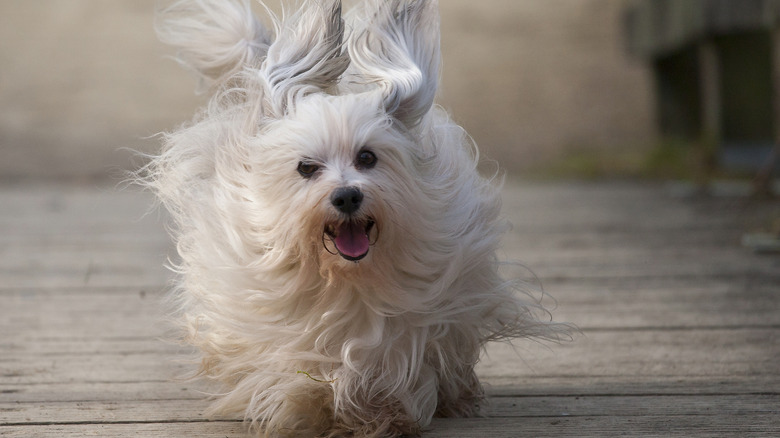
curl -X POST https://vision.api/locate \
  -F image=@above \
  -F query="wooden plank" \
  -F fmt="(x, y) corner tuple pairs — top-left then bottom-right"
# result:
(0, 288), (166, 339)
(486, 375), (780, 397)
(8, 238), (777, 288)
(476, 329), (780, 381)
(0, 185), (171, 289)
(5, 375), (777, 406)
(3, 329), (776, 385)
(0, 248), (171, 289)
(424, 414), (780, 438)
(2, 276), (778, 340)
(485, 394), (780, 418)
(0, 188), (165, 241)
(3, 289), (778, 352)
(0, 381), (204, 404)
(2, 271), (776, 339)
(2, 413), (778, 438)
(500, 182), (773, 234)
(0, 399), (215, 425)
(2, 394), (777, 426)
(0, 422), (247, 438)
(505, 248), (779, 281)
(3, 281), (778, 345)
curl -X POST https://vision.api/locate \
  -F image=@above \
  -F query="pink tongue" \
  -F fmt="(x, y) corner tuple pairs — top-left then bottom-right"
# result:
(334, 222), (370, 259)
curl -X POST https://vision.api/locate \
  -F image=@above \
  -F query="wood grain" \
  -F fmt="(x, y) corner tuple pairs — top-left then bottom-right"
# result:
(1, 182), (778, 437)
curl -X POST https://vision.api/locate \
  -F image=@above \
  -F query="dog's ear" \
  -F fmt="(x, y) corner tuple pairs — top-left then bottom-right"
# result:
(157, 0), (271, 89)
(259, 0), (349, 116)
(349, 0), (440, 127)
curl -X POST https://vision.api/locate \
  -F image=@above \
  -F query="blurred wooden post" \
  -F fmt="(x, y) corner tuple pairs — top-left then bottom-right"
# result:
(753, 28), (780, 196)
(697, 39), (720, 191)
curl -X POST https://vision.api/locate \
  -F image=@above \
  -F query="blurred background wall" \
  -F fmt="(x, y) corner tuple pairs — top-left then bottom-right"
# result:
(0, 0), (654, 182)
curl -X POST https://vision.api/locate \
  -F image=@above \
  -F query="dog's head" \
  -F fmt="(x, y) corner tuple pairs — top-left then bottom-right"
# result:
(251, 92), (413, 268)
(155, 0), (450, 271)
(251, 0), (442, 269)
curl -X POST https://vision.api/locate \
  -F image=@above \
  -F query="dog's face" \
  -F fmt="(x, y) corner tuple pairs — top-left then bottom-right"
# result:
(249, 93), (422, 269)
(153, 0), (443, 278)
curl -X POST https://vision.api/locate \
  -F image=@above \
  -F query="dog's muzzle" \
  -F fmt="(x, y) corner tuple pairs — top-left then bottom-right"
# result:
(325, 187), (375, 261)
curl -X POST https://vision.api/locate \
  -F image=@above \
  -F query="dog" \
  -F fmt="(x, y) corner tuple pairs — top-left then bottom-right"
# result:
(142, 0), (569, 436)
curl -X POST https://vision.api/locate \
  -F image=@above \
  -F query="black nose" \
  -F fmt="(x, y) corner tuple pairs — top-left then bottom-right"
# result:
(331, 187), (363, 214)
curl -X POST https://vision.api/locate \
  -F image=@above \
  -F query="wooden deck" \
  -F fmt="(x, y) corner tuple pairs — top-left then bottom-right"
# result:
(1, 180), (778, 437)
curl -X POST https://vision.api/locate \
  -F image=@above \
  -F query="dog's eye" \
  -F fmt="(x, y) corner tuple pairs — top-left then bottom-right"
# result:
(355, 150), (377, 170)
(297, 161), (319, 178)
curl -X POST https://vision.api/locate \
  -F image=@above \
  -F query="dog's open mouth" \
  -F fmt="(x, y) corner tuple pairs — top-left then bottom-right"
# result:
(324, 219), (375, 261)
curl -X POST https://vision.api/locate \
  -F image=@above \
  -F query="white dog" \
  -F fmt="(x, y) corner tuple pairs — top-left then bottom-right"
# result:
(142, 0), (569, 436)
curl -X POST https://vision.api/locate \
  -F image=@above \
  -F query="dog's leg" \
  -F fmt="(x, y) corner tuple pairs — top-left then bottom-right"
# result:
(434, 364), (484, 418)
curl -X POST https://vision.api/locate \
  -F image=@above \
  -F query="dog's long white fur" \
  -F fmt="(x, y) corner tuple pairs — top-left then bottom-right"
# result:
(143, 1), (570, 436)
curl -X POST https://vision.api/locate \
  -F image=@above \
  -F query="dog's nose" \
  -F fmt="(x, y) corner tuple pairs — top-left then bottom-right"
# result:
(331, 187), (363, 214)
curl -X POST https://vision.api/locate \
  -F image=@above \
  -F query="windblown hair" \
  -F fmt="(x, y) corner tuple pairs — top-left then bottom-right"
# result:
(142, 0), (570, 436)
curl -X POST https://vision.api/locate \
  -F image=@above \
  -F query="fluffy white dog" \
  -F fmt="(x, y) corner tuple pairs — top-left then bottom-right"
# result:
(143, 0), (569, 436)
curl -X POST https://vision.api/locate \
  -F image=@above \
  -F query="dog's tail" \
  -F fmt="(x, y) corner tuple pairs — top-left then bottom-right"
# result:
(156, 0), (272, 89)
